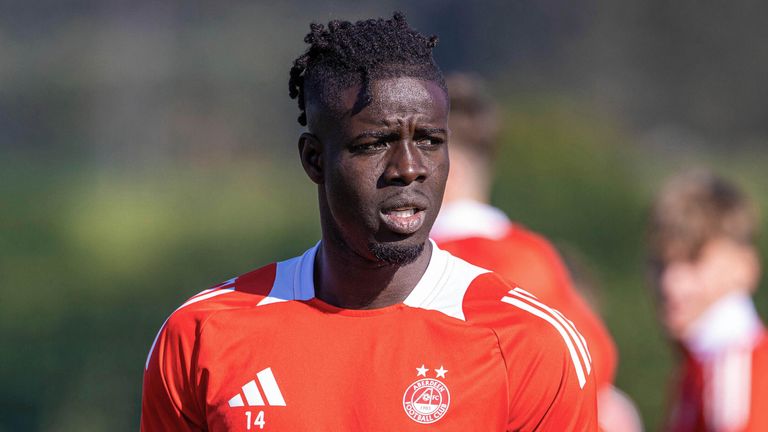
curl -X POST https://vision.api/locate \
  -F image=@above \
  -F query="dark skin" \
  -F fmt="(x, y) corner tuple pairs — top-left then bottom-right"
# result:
(299, 76), (449, 309)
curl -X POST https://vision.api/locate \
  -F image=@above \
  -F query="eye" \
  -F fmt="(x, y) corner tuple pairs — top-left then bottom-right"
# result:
(416, 136), (444, 148)
(350, 141), (388, 154)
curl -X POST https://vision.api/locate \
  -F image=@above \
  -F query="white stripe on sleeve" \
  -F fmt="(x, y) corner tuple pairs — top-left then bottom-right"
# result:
(501, 295), (588, 388)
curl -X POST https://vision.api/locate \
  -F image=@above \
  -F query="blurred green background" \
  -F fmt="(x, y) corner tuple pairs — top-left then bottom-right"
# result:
(1, 1), (767, 430)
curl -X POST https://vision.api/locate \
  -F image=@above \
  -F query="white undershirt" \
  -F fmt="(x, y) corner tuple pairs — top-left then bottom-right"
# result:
(431, 199), (511, 242)
(683, 292), (762, 358)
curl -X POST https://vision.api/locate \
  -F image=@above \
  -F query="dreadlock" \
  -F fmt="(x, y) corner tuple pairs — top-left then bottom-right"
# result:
(289, 11), (445, 126)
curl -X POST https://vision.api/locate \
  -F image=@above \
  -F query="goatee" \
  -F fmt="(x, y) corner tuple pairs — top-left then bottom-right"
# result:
(367, 241), (425, 265)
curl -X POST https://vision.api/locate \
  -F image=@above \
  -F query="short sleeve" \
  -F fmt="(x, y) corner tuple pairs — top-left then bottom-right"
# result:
(504, 322), (599, 431)
(462, 272), (599, 431)
(141, 311), (206, 432)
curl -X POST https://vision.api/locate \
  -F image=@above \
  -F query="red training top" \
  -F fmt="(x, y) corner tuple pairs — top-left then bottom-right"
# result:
(665, 331), (768, 432)
(141, 242), (598, 431)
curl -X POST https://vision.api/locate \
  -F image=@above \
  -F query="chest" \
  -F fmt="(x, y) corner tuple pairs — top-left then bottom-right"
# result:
(198, 307), (508, 431)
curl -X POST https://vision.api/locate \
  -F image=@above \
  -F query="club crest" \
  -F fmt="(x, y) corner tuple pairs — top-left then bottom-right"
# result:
(402, 365), (450, 424)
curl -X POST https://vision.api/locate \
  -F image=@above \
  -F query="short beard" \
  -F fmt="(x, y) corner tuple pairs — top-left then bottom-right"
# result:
(368, 241), (425, 265)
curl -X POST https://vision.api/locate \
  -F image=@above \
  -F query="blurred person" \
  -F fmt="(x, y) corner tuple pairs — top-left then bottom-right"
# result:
(432, 73), (639, 431)
(141, 13), (597, 431)
(648, 169), (768, 431)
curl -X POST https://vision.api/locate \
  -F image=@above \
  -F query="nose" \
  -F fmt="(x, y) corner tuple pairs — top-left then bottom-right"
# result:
(382, 140), (428, 186)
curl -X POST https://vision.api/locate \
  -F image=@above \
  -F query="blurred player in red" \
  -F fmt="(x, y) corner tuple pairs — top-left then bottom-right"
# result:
(648, 169), (768, 431)
(432, 73), (640, 431)
(141, 13), (597, 431)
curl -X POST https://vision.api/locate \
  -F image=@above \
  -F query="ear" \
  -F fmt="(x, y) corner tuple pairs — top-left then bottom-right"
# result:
(298, 132), (324, 184)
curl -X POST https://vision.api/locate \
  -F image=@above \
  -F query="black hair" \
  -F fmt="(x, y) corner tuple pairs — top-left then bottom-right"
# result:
(289, 11), (445, 126)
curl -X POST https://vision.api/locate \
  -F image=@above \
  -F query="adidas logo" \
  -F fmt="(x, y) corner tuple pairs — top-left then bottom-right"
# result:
(228, 367), (286, 407)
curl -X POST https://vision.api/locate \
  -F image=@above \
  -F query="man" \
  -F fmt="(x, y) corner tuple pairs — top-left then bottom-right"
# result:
(648, 169), (768, 431)
(431, 74), (637, 431)
(141, 13), (597, 431)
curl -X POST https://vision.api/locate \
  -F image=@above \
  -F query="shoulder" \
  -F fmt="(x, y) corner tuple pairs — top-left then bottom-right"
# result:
(160, 241), (321, 332)
(421, 247), (598, 428)
(433, 248), (573, 340)
(166, 264), (277, 328)
(461, 270), (569, 338)
(458, 268), (597, 428)
(144, 262), (279, 370)
(460, 269), (548, 330)
(200, 263), (278, 305)
(463, 272), (593, 389)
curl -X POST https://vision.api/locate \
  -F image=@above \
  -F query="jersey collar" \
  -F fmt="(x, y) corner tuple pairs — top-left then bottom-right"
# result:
(430, 199), (511, 242)
(683, 292), (764, 357)
(292, 240), (451, 308)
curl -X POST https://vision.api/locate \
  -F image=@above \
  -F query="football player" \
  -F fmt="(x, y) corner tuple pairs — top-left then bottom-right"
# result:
(141, 13), (598, 431)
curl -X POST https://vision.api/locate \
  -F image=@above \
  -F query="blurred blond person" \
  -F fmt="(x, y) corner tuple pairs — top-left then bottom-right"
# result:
(649, 169), (768, 431)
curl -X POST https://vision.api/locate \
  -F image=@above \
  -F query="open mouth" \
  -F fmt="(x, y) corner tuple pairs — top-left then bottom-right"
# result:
(379, 206), (426, 235)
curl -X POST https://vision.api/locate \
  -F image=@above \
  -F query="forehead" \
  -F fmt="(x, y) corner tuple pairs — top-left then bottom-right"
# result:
(342, 77), (448, 120)
(308, 77), (448, 134)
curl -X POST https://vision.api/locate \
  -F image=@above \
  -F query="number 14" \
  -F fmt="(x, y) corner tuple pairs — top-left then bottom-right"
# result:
(245, 410), (265, 430)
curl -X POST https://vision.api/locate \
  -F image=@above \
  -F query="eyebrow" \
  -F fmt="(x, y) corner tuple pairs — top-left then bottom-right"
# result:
(353, 130), (399, 140)
(415, 127), (447, 135)
(352, 127), (447, 141)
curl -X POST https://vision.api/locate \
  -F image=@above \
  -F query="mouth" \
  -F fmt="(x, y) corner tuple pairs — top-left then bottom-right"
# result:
(379, 205), (427, 235)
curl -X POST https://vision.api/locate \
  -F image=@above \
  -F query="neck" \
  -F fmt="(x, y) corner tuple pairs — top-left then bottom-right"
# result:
(313, 239), (433, 309)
